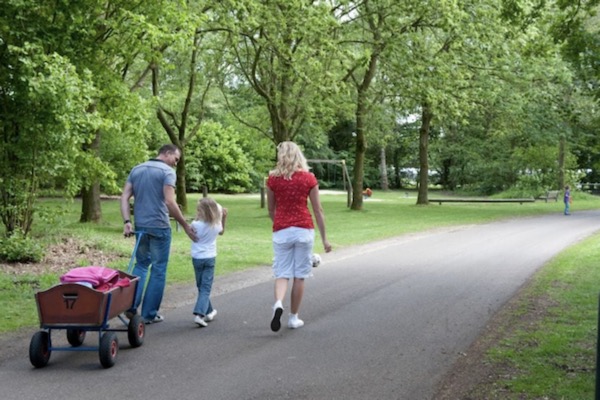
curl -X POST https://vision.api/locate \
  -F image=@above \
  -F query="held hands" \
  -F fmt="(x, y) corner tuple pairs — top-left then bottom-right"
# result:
(184, 224), (198, 242)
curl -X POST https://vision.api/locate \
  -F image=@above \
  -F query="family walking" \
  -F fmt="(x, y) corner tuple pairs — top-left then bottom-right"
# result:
(121, 141), (332, 331)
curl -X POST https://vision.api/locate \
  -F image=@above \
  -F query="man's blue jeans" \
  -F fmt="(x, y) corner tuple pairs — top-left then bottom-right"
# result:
(192, 257), (215, 316)
(131, 228), (172, 320)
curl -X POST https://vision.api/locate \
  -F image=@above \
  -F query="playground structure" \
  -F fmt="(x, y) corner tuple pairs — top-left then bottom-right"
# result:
(307, 159), (352, 207)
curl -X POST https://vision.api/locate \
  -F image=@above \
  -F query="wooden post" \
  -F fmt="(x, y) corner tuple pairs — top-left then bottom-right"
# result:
(260, 177), (266, 208)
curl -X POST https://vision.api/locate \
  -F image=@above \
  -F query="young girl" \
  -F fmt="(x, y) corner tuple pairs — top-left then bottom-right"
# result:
(190, 197), (227, 327)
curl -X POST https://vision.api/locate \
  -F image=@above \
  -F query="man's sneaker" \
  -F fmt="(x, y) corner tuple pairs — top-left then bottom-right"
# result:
(205, 309), (217, 322)
(144, 314), (164, 324)
(271, 306), (283, 332)
(194, 315), (208, 327)
(288, 315), (304, 329)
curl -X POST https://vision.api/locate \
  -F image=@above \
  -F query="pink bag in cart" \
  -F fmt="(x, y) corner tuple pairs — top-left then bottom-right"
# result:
(60, 266), (131, 291)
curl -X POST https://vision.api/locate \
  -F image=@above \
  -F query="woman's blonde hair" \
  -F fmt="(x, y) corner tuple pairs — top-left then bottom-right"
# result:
(269, 141), (309, 180)
(195, 197), (221, 226)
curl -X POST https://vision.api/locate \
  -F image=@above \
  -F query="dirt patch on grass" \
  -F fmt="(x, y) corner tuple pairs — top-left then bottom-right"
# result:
(0, 237), (122, 276)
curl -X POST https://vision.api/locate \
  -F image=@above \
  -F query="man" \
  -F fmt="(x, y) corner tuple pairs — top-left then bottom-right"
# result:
(121, 144), (197, 324)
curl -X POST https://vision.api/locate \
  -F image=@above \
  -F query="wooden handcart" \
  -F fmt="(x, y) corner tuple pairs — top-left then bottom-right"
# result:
(29, 270), (144, 369)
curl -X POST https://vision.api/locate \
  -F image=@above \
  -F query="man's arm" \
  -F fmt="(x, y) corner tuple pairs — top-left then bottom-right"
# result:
(121, 182), (134, 237)
(163, 185), (197, 241)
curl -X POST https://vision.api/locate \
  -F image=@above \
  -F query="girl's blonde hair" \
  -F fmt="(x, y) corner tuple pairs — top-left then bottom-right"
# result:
(269, 141), (309, 180)
(195, 197), (221, 226)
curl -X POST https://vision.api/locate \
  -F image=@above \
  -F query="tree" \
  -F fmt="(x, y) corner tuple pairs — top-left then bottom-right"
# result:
(336, 0), (447, 209)
(0, 43), (100, 236)
(1, 0), (161, 226)
(217, 0), (341, 147)
(150, 20), (216, 210)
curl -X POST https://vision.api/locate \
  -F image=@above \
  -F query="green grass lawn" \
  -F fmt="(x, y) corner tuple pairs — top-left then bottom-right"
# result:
(2, 189), (600, 398)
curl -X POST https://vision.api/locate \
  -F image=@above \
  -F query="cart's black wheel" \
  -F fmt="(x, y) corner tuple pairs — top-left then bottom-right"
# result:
(29, 331), (51, 368)
(66, 328), (86, 347)
(99, 332), (118, 368)
(127, 314), (145, 348)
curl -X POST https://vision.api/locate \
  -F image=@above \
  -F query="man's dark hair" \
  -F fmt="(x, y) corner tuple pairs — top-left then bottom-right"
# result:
(158, 144), (180, 155)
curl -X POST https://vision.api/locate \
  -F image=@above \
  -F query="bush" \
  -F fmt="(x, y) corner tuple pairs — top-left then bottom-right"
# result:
(0, 232), (44, 263)
(185, 121), (254, 193)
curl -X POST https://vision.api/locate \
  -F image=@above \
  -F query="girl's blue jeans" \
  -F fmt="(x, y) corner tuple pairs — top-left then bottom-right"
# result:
(193, 257), (215, 316)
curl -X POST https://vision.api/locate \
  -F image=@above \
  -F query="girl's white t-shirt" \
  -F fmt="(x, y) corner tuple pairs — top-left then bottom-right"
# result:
(190, 206), (223, 259)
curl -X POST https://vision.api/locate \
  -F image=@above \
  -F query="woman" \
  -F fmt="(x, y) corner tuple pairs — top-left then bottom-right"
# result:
(266, 141), (332, 332)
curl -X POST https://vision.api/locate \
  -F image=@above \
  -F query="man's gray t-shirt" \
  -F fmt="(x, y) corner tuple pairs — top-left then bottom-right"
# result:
(127, 159), (176, 229)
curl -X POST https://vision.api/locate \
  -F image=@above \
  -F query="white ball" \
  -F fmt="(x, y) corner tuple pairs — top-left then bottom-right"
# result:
(311, 253), (321, 268)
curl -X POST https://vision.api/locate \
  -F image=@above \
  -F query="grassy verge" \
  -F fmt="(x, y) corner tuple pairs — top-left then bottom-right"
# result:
(462, 232), (600, 399)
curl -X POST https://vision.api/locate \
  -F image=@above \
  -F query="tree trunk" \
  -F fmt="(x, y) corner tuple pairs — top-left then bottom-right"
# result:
(417, 103), (433, 205)
(392, 150), (402, 189)
(80, 130), (102, 222)
(379, 146), (389, 190)
(350, 44), (379, 210)
(80, 182), (102, 223)
(351, 96), (368, 210)
(176, 152), (188, 212)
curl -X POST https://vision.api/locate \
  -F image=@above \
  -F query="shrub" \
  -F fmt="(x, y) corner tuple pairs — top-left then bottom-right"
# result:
(0, 232), (44, 263)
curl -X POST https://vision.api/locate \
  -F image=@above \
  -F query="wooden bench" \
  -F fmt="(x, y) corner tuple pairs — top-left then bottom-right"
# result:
(432, 198), (535, 205)
(537, 190), (560, 203)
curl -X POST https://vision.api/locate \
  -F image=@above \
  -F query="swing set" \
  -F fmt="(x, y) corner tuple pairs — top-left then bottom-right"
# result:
(307, 159), (353, 208)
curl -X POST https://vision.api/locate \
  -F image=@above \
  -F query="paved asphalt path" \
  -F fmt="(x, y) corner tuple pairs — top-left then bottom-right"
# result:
(2, 210), (600, 400)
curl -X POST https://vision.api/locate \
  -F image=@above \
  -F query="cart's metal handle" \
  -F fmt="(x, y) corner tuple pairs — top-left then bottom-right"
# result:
(126, 232), (143, 274)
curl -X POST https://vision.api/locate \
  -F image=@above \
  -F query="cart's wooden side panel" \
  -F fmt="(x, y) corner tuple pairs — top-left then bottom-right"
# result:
(35, 271), (139, 327)
(36, 284), (108, 326)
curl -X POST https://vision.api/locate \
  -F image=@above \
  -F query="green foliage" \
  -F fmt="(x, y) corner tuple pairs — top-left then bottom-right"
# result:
(0, 231), (44, 263)
(216, 0), (341, 143)
(186, 121), (254, 193)
(0, 0), (599, 233)
(0, 41), (100, 235)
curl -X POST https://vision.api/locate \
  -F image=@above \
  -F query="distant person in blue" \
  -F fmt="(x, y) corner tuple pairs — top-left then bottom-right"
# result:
(564, 185), (571, 215)
(121, 144), (198, 324)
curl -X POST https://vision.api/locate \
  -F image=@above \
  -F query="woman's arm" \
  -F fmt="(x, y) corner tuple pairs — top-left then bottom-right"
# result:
(267, 187), (276, 222)
(309, 185), (332, 253)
